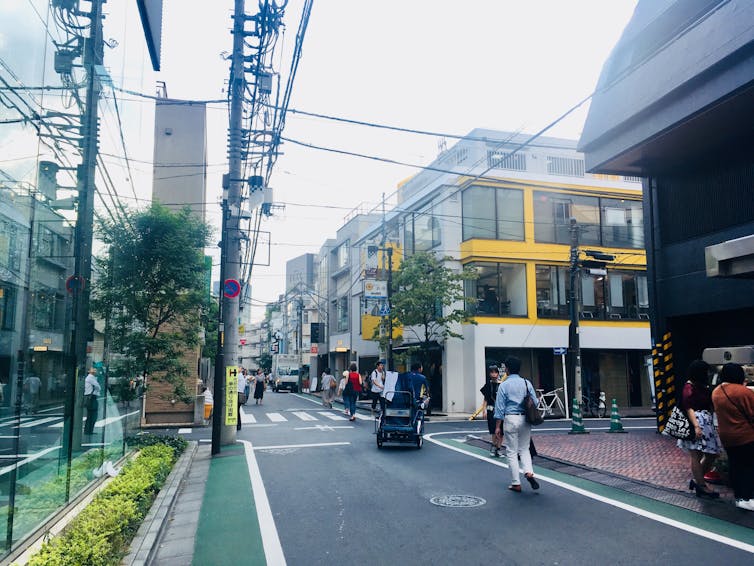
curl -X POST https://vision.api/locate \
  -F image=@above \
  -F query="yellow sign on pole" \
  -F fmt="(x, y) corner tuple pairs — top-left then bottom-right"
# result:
(225, 365), (238, 426)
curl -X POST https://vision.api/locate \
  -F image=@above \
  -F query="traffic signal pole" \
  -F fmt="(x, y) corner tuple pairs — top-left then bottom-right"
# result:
(212, 0), (246, 454)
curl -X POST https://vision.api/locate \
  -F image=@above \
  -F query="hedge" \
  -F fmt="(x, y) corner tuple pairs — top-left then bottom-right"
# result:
(26, 436), (184, 566)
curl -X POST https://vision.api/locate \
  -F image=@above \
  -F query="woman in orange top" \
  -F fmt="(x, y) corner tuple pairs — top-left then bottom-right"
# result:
(712, 363), (754, 511)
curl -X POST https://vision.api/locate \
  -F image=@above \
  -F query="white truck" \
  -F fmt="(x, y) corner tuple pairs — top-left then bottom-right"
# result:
(272, 354), (300, 392)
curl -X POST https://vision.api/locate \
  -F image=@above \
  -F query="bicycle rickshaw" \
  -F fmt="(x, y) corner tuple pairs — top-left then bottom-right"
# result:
(375, 390), (427, 449)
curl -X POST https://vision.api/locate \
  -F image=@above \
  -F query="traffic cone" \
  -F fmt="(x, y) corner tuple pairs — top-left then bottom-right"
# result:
(607, 399), (627, 433)
(569, 398), (588, 434)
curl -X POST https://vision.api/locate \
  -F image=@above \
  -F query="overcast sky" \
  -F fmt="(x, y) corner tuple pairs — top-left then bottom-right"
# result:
(124, 0), (639, 321)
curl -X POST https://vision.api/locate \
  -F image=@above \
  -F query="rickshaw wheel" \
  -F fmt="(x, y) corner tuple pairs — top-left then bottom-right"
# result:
(376, 434), (383, 449)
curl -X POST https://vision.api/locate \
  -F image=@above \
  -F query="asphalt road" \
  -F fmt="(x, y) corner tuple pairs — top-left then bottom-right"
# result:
(222, 391), (754, 566)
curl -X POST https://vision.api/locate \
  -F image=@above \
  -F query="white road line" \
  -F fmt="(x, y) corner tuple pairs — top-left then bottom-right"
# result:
(292, 411), (317, 421)
(17, 416), (61, 428)
(0, 417), (35, 428)
(352, 412), (372, 421)
(240, 409), (256, 424)
(49, 409), (141, 429)
(240, 440), (287, 566)
(178, 428), (192, 434)
(266, 412), (287, 422)
(0, 445), (60, 477)
(425, 431), (754, 555)
(294, 425), (353, 431)
(318, 412), (347, 421)
(254, 442), (351, 450)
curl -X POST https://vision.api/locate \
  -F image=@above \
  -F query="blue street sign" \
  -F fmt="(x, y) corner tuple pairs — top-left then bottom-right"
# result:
(378, 303), (390, 316)
(553, 347), (567, 356)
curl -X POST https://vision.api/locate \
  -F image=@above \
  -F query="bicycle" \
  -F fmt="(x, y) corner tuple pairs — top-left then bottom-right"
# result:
(536, 387), (566, 418)
(581, 392), (607, 418)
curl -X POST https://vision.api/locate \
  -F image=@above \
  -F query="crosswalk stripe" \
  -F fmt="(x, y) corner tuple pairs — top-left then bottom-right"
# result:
(0, 417), (35, 429)
(352, 413), (372, 421)
(318, 412), (347, 421)
(266, 412), (287, 422)
(292, 411), (317, 421)
(241, 409), (256, 424)
(17, 417), (61, 428)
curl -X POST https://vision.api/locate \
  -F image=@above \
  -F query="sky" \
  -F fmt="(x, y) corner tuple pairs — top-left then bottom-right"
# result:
(149, 0), (640, 322)
(1, 0), (639, 323)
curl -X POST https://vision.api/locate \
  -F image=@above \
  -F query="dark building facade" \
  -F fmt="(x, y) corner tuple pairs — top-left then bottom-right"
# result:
(578, 0), (754, 376)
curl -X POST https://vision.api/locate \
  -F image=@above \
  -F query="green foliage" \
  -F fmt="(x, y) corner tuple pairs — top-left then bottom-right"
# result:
(374, 251), (477, 365)
(91, 203), (211, 401)
(125, 433), (187, 459)
(201, 296), (219, 361)
(27, 443), (179, 566)
(257, 351), (272, 373)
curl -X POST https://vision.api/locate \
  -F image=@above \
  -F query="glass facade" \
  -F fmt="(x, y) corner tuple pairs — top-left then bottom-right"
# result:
(0, 1), (153, 557)
(533, 191), (643, 249)
(465, 262), (527, 317)
(462, 186), (524, 241)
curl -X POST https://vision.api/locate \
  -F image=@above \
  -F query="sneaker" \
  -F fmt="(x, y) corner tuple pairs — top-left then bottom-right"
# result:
(735, 499), (754, 511)
(490, 448), (497, 457)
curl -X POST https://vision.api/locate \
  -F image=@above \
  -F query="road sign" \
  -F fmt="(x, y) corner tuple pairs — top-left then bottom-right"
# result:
(378, 303), (390, 316)
(65, 275), (85, 294)
(223, 279), (241, 298)
(553, 347), (567, 356)
(225, 366), (238, 426)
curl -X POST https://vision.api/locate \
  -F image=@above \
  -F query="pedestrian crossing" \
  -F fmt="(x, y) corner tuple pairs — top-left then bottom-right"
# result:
(238, 407), (374, 424)
(0, 409), (140, 431)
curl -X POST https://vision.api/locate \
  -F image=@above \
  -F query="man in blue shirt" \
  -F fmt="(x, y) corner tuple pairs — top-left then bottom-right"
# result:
(493, 356), (540, 492)
(407, 362), (430, 403)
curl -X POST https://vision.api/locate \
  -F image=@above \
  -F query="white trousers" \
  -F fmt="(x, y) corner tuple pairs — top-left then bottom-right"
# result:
(503, 414), (533, 485)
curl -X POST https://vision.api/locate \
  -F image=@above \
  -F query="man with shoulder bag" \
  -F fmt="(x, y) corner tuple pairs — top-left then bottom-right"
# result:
(84, 367), (100, 435)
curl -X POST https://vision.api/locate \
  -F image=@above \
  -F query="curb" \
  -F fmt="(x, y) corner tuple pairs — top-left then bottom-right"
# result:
(122, 440), (198, 566)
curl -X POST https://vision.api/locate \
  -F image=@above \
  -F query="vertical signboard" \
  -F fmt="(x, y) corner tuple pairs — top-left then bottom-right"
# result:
(225, 365), (238, 426)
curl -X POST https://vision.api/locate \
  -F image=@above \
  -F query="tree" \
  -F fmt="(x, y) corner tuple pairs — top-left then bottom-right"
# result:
(91, 204), (211, 401)
(378, 251), (477, 368)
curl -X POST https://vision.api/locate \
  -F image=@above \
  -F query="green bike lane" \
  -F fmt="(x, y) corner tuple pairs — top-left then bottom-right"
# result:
(425, 431), (754, 555)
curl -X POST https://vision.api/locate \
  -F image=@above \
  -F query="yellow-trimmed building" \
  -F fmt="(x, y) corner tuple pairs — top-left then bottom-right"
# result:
(356, 129), (652, 414)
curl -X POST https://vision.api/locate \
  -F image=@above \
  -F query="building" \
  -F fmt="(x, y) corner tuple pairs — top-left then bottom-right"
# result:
(578, 0), (754, 378)
(355, 129), (652, 413)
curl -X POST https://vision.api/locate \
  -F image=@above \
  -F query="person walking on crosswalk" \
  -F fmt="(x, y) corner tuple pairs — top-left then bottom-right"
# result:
(321, 368), (336, 409)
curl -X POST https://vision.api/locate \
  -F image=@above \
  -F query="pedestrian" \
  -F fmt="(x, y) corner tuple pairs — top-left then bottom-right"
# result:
(237, 370), (247, 431)
(711, 363), (754, 510)
(369, 360), (386, 415)
(494, 356), (540, 492)
(24, 374), (42, 414)
(242, 368), (250, 404)
(253, 368), (265, 405)
(345, 363), (362, 421)
(678, 359), (722, 499)
(202, 385), (213, 421)
(83, 367), (100, 435)
(338, 370), (350, 416)
(407, 362), (430, 403)
(481, 364), (503, 457)
(320, 368), (336, 408)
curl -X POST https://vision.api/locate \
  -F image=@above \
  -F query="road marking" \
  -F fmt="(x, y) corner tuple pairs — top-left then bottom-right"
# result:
(352, 412), (372, 421)
(253, 442), (351, 451)
(178, 428), (192, 434)
(16, 416), (61, 428)
(292, 411), (317, 421)
(49, 409), (141, 429)
(0, 417), (35, 428)
(0, 445), (60, 477)
(318, 412), (347, 421)
(240, 440), (287, 566)
(241, 409), (256, 424)
(266, 412), (287, 422)
(294, 425), (353, 431)
(425, 431), (754, 554)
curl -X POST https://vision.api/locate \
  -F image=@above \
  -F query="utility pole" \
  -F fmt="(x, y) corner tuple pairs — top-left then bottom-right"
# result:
(387, 247), (394, 372)
(567, 218), (582, 407)
(212, 0), (246, 454)
(64, 0), (104, 459)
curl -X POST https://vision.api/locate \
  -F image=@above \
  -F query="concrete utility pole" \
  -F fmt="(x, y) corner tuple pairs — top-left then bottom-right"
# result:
(64, 0), (104, 459)
(567, 218), (582, 407)
(213, 0), (246, 454)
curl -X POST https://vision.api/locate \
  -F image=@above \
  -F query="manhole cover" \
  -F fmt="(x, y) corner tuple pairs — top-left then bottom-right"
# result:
(429, 495), (486, 508)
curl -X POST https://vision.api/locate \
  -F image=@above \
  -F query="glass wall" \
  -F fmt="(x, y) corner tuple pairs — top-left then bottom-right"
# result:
(533, 191), (643, 249)
(462, 186), (524, 241)
(465, 262), (527, 317)
(535, 265), (570, 318)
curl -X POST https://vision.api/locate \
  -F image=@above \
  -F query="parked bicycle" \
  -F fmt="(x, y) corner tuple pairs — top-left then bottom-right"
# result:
(581, 391), (607, 418)
(536, 387), (566, 418)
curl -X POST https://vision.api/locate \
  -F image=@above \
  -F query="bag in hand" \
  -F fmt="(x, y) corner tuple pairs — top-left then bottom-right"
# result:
(523, 382), (544, 426)
(343, 380), (353, 397)
(662, 405), (694, 440)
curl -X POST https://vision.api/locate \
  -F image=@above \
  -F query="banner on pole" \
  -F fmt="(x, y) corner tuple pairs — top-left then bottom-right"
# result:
(225, 365), (238, 426)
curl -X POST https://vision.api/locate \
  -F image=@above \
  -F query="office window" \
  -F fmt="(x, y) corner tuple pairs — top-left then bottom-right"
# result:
(336, 296), (348, 332)
(462, 186), (524, 241)
(0, 220), (21, 270)
(0, 285), (17, 330)
(465, 262), (527, 317)
(607, 270), (650, 319)
(33, 290), (56, 330)
(580, 271), (606, 319)
(535, 265), (570, 318)
(533, 191), (600, 245)
(411, 201), (441, 253)
(335, 242), (349, 270)
(601, 198), (644, 249)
